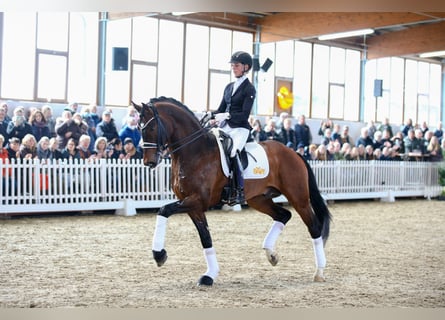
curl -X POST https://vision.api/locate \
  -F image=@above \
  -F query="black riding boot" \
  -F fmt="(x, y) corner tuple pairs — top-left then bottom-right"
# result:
(229, 155), (245, 205)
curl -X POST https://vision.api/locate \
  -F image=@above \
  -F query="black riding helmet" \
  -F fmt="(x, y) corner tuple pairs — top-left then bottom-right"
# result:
(229, 51), (252, 72)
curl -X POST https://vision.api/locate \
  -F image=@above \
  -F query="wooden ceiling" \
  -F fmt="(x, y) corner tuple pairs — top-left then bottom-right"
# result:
(107, 12), (445, 63)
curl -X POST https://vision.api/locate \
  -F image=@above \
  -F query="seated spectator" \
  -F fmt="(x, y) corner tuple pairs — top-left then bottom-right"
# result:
(433, 121), (443, 143)
(320, 128), (332, 146)
(122, 104), (140, 127)
(109, 138), (125, 160)
(413, 129), (426, 154)
(355, 127), (373, 147)
(1, 102), (12, 123)
(7, 115), (33, 142)
(81, 105), (98, 151)
(36, 136), (51, 161)
(357, 144), (366, 160)
(381, 129), (393, 149)
(6, 137), (21, 160)
(318, 118), (333, 137)
(119, 116), (142, 148)
(77, 134), (93, 160)
(401, 118), (413, 137)
(306, 143), (317, 160)
(366, 119), (377, 138)
(61, 138), (80, 161)
(339, 142), (352, 160)
(326, 142), (336, 160)
(0, 106), (9, 145)
(296, 142), (306, 158)
(123, 137), (142, 160)
(250, 118), (267, 142)
(331, 124), (342, 144)
(294, 114), (312, 149)
(41, 105), (57, 138)
(373, 148), (382, 160)
(314, 144), (328, 160)
(340, 125), (353, 146)
(426, 136), (443, 162)
(379, 147), (392, 160)
(92, 136), (112, 160)
(0, 134), (8, 162)
(48, 137), (63, 161)
(403, 129), (417, 153)
(378, 117), (393, 138)
(346, 146), (360, 161)
(275, 112), (289, 134)
(96, 110), (119, 145)
(372, 131), (384, 150)
(420, 121), (429, 136)
(29, 109), (51, 142)
(365, 145), (375, 160)
(19, 133), (38, 160)
(264, 119), (281, 142)
(55, 111), (83, 150)
(390, 131), (405, 154)
(278, 118), (297, 149)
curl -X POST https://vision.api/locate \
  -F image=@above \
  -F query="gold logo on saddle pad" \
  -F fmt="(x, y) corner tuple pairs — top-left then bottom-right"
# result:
(253, 167), (266, 175)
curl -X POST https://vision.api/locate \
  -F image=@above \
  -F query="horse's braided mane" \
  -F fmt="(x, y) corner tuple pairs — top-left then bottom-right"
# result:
(149, 96), (198, 121)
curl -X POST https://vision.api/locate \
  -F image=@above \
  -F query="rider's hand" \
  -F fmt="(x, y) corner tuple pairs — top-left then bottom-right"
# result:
(214, 112), (230, 123)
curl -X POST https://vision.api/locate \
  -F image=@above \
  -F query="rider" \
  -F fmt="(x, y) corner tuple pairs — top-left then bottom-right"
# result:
(212, 51), (256, 205)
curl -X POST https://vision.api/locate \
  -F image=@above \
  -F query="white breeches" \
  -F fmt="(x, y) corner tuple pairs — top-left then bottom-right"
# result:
(220, 124), (250, 157)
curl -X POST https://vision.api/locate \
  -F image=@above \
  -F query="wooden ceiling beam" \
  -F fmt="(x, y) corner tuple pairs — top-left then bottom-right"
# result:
(258, 12), (443, 42)
(366, 21), (445, 59)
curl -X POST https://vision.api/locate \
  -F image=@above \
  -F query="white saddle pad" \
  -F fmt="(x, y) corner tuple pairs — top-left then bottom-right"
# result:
(211, 128), (269, 180)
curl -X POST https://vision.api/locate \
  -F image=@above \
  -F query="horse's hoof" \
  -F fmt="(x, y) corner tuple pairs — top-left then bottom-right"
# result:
(313, 275), (326, 282)
(264, 248), (279, 266)
(313, 269), (326, 282)
(152, 249), (168, 267)
(197, 275), (213, 286)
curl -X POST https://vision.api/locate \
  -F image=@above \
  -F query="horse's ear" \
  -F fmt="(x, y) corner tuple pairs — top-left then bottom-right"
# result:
(131, 101), (142, 113)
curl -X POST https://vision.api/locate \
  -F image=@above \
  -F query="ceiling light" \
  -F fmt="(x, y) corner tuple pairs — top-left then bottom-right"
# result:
(171, 12), (195, 16)
(318, 28), (374, 41)
(419, 50), (445, 58)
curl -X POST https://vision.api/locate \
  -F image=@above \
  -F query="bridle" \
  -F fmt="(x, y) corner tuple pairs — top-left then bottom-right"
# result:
(138, 102), (209, 164)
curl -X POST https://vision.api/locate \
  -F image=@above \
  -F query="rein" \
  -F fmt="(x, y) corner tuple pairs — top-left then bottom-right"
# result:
(139, 102), (209, 159)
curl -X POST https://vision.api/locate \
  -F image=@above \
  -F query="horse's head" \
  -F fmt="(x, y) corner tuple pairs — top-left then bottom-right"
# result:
(132, 101), (168, 168)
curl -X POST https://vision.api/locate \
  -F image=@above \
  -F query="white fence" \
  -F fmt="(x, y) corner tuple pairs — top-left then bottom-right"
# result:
(1, 159), (443, 216)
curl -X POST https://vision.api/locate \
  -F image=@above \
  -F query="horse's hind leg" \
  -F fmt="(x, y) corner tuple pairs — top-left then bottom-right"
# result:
(247, 195), (292, 267)
(290, 201), (327, 282)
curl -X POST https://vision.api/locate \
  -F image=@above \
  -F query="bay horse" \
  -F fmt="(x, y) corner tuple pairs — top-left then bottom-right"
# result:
(133, 97), (331, 286)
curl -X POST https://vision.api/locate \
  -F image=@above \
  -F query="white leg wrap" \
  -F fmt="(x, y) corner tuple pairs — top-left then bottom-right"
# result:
(152, 215), (168, 251)
(312, 236), (326, 268)
(203, 247), (219, 280)
(262, 221), (285, 250)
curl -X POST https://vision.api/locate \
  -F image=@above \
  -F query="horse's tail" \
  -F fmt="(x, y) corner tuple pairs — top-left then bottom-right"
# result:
(298, 154), (332, 243)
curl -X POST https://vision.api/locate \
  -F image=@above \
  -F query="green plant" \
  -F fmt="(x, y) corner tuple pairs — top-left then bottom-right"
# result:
(438, 166), (445, 197)
(439, 166), (445, 187)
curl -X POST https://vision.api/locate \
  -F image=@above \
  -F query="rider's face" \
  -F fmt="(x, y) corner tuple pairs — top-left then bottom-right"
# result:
(231, 63), (246, 77)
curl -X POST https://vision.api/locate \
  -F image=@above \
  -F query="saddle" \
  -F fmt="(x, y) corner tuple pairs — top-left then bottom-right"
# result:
(217, 130), (249, 170)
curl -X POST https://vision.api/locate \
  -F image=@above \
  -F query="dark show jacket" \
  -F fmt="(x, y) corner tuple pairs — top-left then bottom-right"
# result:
(215, 78), (256, 130)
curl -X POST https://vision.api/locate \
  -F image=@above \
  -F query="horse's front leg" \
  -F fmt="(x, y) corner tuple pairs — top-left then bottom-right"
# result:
(151, 200), (219, 286)
(191, 216), (220, 286)
(152, 201), (186, 267)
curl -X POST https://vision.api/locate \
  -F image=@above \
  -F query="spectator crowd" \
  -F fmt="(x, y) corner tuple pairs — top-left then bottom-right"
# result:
(0, 101), (143, 164)
(248, 112), (444, 163)
(1, 101), (443, 166)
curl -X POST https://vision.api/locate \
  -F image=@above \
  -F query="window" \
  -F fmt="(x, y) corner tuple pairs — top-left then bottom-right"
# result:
(1, 12), (36, 100)
(157, 20), (184, 99)
(184, 24), (209, 110)
(292, 41), (312, 117)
